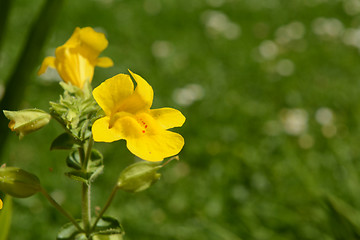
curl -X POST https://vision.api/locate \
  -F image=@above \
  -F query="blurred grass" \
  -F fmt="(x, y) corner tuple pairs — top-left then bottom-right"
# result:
(2, 0), (360, 239)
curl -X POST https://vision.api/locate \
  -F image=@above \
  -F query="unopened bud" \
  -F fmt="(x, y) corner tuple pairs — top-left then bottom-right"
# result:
(117, 161), (162, 193)
(0, 167), (41, 198)
(3, 109), (51, 139)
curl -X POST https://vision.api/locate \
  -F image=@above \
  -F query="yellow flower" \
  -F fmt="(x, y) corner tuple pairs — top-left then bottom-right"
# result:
(0, 198), (2, 209)
(92, 71), (185, 162)
(38, 27), (113, 89)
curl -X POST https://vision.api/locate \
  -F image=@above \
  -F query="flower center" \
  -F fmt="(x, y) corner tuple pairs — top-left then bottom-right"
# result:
(137, 118), (148, 134)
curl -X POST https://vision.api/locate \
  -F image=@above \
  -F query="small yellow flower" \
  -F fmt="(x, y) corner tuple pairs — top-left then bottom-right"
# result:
(38, 27), (113, 89)
(92, 71), (185, 162)
(0, 198), (2, 209)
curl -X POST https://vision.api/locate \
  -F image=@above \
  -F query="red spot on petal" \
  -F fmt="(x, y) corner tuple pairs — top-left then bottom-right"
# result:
(145, 125), (148, 128)
(142, 130), (145, 133)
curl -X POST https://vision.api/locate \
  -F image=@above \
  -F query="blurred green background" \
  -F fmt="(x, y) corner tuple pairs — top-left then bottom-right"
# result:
(2, 0), (360, 239)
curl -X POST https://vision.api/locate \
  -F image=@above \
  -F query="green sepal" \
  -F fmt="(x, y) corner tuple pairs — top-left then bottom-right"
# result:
(3, 109), (51, 139)
(66, 151), (82, 170)
(49, 101), (68, 115)
(51, 133), (77, 150)
(0, 167), (41, 198)
(117, 161), (162, 193)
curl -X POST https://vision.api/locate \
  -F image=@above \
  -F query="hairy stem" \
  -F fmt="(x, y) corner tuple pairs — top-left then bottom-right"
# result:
(80, 137), (94, 236)
(83, 137), (94, 170)
(82, 183), (91, 235)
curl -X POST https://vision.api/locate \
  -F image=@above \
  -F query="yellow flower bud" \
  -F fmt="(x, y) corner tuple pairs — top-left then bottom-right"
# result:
(3, 109), (51, 139)
(0, 167), (41, 198)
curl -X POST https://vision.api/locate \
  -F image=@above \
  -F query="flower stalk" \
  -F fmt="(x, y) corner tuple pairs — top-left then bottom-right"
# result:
(91, 185), (119, 231)
(40, 188), (82, 232)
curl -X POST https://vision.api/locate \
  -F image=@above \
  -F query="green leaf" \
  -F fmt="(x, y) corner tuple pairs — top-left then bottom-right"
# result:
(0, 196), (12, 240)
(57, 221), (84, 240)
(65, 171), (88, 184)
(88, 149), (103, 172)
(88, 149), (104, 182)
(65, 148), (104, 183)
(325, 194), (360, 237)
(117, 161), (162, 193)
(92, 234), (123, 240)
(66, 151), (82, 170)
(59, 81), (82, 95)
(89, 165), (104, 183)
(79, 119), (90, 140)
(91, 216), (124, 239)
(57, 217), (124, 240)
(50, 101), (68, 114)
(51, 133), (76, 150)
(65, 166), (104, 184)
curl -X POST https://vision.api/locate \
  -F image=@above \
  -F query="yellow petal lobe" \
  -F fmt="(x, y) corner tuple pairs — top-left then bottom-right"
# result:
(127, 70), (154, 111)
(96, 57), (114, 68)
(38, 56), (56, 75)
(126, 131), (185, 162)
(92, 74), (134, 116)
(78, 27), (109, 55)
(91, 117), (123, 142)
(150, 108), (186, 129)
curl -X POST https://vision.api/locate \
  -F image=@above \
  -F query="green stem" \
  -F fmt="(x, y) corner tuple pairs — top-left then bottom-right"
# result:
(83, 136), (94, 170)
(91, 185), (118, 231)
(80, 136), (94, 236)
(40, 188), (83, 232)
(82, 183), (91, 235)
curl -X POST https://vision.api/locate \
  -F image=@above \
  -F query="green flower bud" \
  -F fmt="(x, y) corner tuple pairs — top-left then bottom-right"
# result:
(0, 167), (41, 198)
(117, 161), (162, 193)
(3, 109), (51, 139)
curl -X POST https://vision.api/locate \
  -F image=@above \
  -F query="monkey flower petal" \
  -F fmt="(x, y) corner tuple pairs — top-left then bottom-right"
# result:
(92, 71), (185, 162)
(38, 27), (113, 89)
